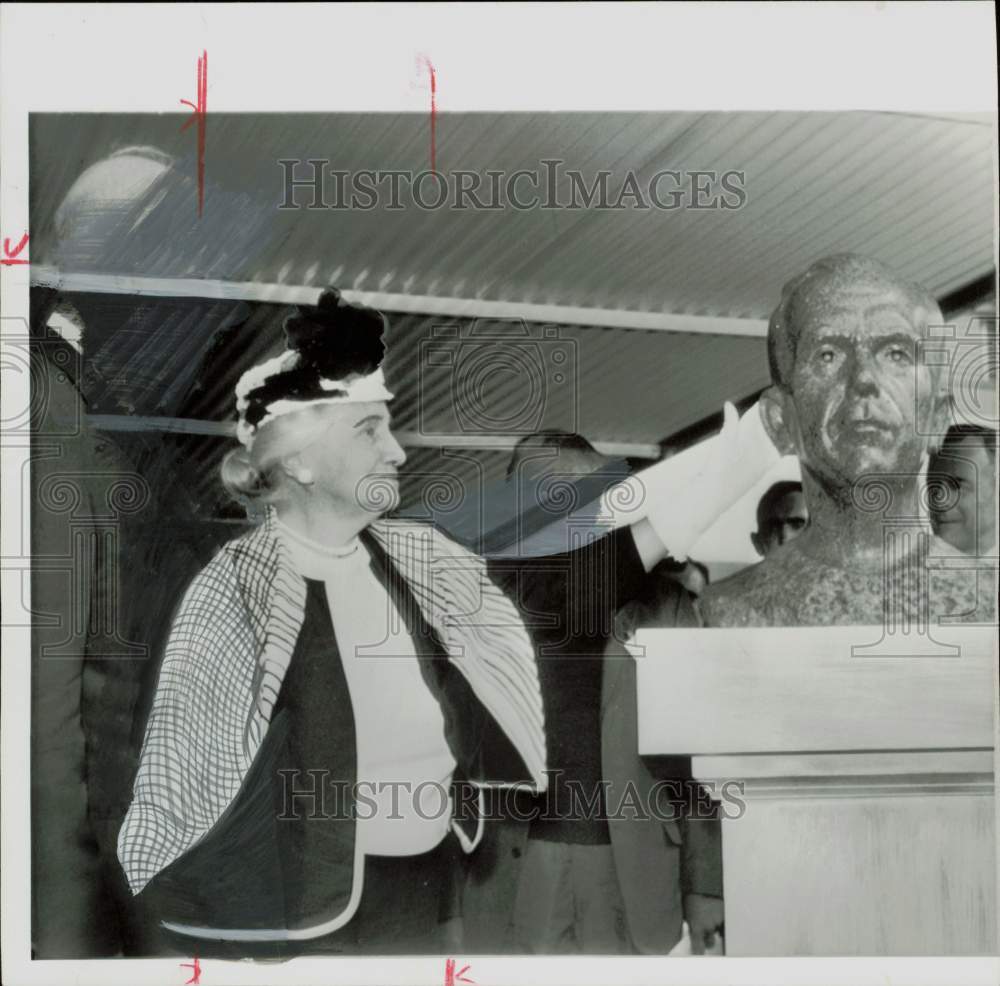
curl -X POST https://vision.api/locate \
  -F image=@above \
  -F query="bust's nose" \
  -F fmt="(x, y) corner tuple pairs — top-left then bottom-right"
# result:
(846, 350), (880, 398)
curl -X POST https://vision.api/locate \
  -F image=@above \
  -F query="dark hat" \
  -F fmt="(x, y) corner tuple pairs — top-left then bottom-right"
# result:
(234, 288), (393, 446)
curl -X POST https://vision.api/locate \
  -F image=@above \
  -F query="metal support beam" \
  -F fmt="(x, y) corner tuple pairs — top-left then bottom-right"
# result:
(33, 267), (768, 338)
(84, 415), (662, 459)
(938, 270), (996, 316)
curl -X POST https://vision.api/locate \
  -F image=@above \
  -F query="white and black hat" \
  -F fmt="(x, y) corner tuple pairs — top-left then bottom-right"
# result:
(234, 288), (394, 447)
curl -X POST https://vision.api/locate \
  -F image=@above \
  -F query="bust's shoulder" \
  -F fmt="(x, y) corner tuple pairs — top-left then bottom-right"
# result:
(698, 555), (789, 627)
(709, 537), (811, 582)
(925, 536), (998, 622)
(699, 536), (997, 628)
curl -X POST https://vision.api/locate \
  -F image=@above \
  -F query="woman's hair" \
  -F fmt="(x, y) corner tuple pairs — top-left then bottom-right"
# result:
(219, 404), (335, 505)
(219, 446), (275, 503)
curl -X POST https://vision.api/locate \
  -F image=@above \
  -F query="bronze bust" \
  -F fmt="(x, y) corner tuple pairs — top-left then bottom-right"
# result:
(699, 254), (994, 628)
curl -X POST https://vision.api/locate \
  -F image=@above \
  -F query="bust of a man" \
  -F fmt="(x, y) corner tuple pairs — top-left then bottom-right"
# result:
(699, 253), (993, 627)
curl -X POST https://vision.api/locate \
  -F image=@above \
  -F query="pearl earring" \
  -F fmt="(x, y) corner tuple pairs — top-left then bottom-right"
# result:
(297, 468), (314, 485)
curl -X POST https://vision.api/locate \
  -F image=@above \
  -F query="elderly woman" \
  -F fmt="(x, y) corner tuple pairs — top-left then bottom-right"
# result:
(118, 290), (546, 957)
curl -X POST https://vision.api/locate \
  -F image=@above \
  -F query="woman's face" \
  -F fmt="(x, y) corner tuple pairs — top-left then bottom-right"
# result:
(286, 401), (407, 516)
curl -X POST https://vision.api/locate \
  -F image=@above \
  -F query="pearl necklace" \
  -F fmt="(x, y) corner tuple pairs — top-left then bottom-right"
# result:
(275, 517), (361, 559)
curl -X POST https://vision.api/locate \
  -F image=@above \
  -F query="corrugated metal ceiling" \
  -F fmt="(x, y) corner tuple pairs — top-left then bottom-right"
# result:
(31, 111), (996, 315)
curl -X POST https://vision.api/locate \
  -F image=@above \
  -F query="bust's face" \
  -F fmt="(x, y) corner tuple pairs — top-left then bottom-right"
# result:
(783, 279), (938, 488)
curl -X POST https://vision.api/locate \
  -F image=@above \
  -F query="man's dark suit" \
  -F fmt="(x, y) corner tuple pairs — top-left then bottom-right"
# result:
(463, 539), (722, 953)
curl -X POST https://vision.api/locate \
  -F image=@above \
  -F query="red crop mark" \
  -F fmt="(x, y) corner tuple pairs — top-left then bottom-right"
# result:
(445, 958), (475, 985)
(418, 55), (438, 174)
(1, 232), (29, 266)
(180, 955), (201, 984)
(180, 50), (208, 218)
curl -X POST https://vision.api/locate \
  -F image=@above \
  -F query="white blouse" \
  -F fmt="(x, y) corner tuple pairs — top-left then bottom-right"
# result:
(276, 518), (457, 857)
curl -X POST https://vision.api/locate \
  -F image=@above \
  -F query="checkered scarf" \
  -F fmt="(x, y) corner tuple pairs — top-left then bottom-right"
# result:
(118, 508), (546, 894)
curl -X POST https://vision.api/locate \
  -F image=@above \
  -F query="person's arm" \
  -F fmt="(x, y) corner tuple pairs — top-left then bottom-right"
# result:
(491, 521), (651, 646)
(551, 524), (650, 627)
(629, 515), (676, 573)
(615, 403), (782, 573)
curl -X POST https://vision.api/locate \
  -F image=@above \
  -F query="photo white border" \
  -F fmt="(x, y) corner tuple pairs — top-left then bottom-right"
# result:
(2, 3), (998, 985)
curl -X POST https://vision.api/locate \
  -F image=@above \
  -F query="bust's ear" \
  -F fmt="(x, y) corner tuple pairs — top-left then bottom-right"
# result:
(759, 385), (798, 456)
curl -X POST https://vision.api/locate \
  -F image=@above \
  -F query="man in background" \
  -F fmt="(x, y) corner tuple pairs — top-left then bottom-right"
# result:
(30, 300), (130, 958)
(466, 430), (723, 955)
(750, 480), (808, 559)
(928, 424), (997, 556)
(504, 429), (608, 482)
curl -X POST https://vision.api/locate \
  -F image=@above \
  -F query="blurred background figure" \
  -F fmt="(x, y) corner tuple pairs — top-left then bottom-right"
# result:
(750, 480), (808, 559)
(928, 424), (998, 556)
(31, 145), (219, 958)
(506, 429), (611, 481)
(30, 296), (136, 959)
(483, 429), (630, 558)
